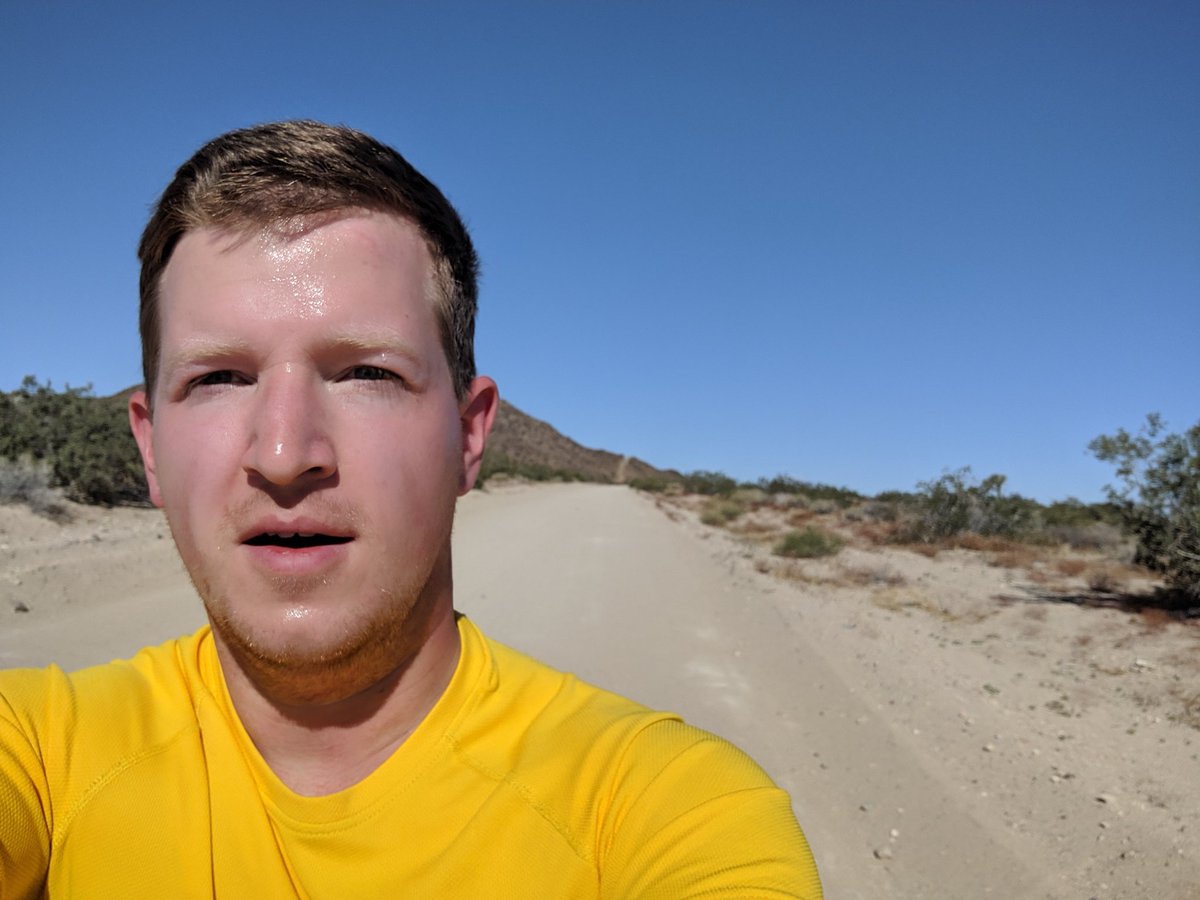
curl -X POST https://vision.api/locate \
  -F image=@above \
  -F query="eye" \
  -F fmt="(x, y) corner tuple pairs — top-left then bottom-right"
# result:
(185, 370), (250, 395)
(193, 370), (241, 387)
(345, 365), (400, 382)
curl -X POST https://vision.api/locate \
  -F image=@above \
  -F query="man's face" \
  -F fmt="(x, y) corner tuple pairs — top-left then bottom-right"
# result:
(130, 211), (491, 698)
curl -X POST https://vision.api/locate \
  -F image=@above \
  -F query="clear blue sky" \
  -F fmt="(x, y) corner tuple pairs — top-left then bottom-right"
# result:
(2, 1), (1196, 502)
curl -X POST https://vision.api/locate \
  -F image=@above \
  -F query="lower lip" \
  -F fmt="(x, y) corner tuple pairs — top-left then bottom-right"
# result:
(241, 542), (351, 576)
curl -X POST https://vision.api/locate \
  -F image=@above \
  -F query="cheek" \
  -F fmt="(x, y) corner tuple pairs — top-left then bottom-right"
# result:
(152, 413), (239, 501)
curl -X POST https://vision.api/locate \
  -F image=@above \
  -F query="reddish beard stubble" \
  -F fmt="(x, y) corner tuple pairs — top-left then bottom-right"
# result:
(169, 493), (456, 708)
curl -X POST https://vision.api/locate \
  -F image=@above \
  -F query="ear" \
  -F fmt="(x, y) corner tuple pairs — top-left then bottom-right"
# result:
(457, 376), (499, 496)
(128, 390), (164, 508)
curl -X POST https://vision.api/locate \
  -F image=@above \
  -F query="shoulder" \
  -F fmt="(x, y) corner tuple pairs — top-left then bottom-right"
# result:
(0, 630), (211, 804)
(451, 620), (821, 896)
(1, 630), (206, 732)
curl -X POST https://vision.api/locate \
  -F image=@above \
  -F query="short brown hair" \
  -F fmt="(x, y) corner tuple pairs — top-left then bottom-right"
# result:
(138, 121), (479, 400)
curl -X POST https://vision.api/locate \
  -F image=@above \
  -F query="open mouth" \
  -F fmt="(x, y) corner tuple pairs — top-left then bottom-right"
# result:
(244, 532), (353, 549)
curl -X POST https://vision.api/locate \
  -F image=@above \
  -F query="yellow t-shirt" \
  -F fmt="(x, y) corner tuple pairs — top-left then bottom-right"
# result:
(0, 616), (821, 898)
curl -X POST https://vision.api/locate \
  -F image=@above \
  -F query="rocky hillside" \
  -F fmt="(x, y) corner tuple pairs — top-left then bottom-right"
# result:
(484, 399), (671, 484)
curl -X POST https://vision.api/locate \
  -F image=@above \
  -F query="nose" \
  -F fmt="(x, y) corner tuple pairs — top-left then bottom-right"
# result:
(242, 367), (336, 490)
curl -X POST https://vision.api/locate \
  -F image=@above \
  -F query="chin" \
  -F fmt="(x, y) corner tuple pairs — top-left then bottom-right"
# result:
(203, 578), (442, 706)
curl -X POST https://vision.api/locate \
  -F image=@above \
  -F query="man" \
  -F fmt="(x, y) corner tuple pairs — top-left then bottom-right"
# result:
(0, 121), (821, 897)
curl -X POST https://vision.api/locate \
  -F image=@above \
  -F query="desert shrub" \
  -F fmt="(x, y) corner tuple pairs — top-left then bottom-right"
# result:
(1, 378), (147, 506)
(477, 449), (598, 487)
(1090, 414), (1200, 601)
(774, 526), (844, 558)
(1056, 558), (1089, 577)
(680, 470), (738, 496)
(844, 500), (899, 523)
(699, 498), (746, 526)
(756, 475), (863, 508)
(0, 458), (69, 520)
(902, 467), (1034, 542)
(1046, 522), (1126, 553)
(1086, 567), (1124, 594)
(1042, 497), (1122, 528)
(628, 475), (673, 493)
(730, 487), (768, 505)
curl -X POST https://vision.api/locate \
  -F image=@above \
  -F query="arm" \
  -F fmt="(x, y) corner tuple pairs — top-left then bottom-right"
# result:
(0, 688), (52, 900)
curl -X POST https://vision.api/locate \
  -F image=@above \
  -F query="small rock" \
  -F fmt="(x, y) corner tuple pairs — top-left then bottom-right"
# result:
(1133, 658), (1153, 670)
(14, 602), (30, 613)
(983, 743), (996, 752)
(873, 846), (894, 860)
(1096, 793), (1116, 805)
(890, 828), (900, 839)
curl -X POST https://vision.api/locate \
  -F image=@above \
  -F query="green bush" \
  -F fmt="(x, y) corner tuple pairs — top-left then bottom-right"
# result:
(628, 475), (673, 493)
(699, 498), (746, 526)
(680, 470), (738, 496)
(476, 448), (599, 487)
(756, 475), (863, 508)
(1090, 414), (1200, 601)
(774, 526), (843, 558)
(904, 467), (1034, 542)
(1, 377), (148, 506)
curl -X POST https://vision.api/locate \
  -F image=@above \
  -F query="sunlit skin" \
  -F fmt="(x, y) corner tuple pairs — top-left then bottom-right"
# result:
(129, 211), (497, 793)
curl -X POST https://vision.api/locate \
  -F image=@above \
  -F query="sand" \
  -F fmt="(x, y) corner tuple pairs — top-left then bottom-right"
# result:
(1, 482), (1197, 898)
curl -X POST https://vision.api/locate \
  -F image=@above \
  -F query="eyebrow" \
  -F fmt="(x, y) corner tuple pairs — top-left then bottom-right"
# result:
(160, 338), (253, 375)
(160, 331), (427, 373)
(319, 329), (425, 362)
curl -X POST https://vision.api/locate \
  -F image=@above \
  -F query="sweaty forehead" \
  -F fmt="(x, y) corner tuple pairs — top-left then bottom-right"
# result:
(161, 213), (436, 308)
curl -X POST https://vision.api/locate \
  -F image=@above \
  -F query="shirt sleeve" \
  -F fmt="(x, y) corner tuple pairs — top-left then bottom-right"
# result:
(0, 680), (52, 900)
(598, 721), (822, 899)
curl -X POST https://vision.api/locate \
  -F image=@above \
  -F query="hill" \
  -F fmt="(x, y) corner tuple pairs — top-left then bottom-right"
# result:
(483, 399), (671, 484)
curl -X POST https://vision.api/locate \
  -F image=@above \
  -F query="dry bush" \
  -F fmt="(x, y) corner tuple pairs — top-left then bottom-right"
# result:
(1048, 523), (1126, 552)
(989, 546), (1042, 569)
(952, 533), (1021, 553)
(1167, 687), (1200, 730)
(1056, 558), (1089, 577)
(0, 458), (70, 521)
(1086, 567), (1125, 594)
(853, 520), (902, 545)
(731, 487), (768, 506)
(840, 564), (905, 587)
(787, 509), (817, 527)
(728, 517), (777, 537)
(910, 543), (939, 558)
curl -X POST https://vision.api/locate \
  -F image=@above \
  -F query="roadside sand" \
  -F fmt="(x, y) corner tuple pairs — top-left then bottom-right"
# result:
(1, 482), (1197, 898)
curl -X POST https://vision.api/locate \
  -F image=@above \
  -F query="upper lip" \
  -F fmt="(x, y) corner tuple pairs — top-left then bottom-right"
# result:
(238, 516), (356, 544)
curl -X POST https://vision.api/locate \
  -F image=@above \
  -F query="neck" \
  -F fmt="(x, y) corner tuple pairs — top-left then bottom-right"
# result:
(214, 600), (462, 797)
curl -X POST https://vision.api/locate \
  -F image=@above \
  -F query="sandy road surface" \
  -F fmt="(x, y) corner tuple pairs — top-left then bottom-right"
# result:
(2, 482), (1198, 898)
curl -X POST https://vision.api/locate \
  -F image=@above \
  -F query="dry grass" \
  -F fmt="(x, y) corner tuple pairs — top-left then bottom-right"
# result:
(839, 564), (906, 588)
(989, 546), (1042, 569)
(1056, 558), (1089, 577)
(1167, 687), (1200, 730)
(786, 509), (817, 528)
